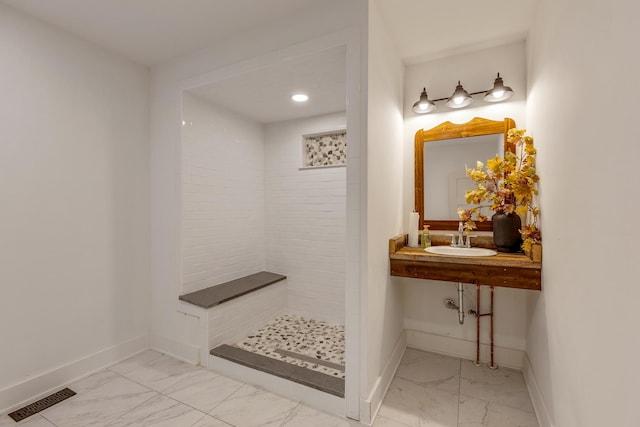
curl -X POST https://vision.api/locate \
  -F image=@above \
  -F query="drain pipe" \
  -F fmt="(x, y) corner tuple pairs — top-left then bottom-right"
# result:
(443, 283), (465, 324)
(457, 283), (464, 324)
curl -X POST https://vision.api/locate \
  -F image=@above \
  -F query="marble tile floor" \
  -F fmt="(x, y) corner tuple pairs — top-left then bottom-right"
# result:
(376, 348), (539, 427)
(0, 350), (356, 427)
(1, 348), (538, 427)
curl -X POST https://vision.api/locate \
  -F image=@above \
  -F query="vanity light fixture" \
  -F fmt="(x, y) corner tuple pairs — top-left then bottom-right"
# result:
(412, 73), (514, 114)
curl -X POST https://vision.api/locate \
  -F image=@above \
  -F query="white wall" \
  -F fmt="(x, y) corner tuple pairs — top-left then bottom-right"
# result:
(400, 42), (530, 367)
(525, 0), (640, 425)
(0, 3), (149, 412)
(362, 1), (405, 420)
(265, 113), (347, 324)
(181, 93), (265, 294)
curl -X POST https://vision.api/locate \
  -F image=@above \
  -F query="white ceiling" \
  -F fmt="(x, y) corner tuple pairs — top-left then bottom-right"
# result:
(0, 0), (335, 66)
(375, 0), (537, 64)
(189, 46), (346, 124)
(3, 0), (536, 123)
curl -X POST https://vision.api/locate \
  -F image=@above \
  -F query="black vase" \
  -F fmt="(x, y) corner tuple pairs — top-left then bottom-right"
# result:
(492, 212), (522, 252)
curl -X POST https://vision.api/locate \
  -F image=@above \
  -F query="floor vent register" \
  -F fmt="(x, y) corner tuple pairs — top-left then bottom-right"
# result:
(8, 388), (76, 422)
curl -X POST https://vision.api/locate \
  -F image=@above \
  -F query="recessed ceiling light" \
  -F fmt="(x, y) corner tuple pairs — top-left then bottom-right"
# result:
(291, 93), (309, 102)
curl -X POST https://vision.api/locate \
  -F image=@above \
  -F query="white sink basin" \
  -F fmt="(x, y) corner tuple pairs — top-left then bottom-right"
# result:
(425, 246), (497, 257)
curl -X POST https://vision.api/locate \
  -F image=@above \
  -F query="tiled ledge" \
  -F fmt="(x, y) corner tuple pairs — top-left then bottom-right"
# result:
(179, 271), (287, 309)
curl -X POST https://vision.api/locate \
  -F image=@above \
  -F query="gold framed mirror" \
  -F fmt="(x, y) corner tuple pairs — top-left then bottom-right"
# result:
(415, 117), (516, 231)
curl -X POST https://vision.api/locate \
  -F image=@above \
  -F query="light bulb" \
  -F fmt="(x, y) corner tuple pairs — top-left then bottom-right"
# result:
(291, 93), (308, 102)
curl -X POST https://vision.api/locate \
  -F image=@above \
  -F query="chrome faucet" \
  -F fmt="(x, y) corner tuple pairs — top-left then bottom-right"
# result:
(448, 222), (476, 248)
(464, 233), (477, 248)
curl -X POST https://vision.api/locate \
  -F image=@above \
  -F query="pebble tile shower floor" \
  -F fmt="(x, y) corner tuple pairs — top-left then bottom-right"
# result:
(234, 314), (345, 379)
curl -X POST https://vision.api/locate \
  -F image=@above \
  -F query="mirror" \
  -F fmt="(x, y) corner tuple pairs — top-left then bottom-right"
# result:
(414, 117), (516, 231)
(424, 134), (503, 220)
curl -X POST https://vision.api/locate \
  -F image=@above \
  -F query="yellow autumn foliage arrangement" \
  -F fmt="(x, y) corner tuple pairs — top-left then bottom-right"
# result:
(458, 128), (541, 252)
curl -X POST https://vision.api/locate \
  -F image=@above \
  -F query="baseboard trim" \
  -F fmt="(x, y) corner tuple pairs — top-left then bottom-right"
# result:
(150, 333), (200, 366)
(523, 353), (553, 427)
(0, 335), (148, 415)
(360, 330), (407, 426)
(406, 329), (524, 370)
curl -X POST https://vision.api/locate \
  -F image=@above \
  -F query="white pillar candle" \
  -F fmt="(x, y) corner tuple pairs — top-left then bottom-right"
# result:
(408, 212), (420, 247)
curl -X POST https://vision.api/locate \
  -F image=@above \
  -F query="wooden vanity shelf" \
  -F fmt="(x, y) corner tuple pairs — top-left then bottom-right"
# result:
(389, 234), (541, 291)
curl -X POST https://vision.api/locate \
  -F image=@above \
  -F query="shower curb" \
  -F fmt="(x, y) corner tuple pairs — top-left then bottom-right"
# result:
(210, 344), (344, 397)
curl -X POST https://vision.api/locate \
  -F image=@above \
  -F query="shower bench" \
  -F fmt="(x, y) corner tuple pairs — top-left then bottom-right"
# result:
(177, 271), (287, 367)
(179, 271), (286, 309)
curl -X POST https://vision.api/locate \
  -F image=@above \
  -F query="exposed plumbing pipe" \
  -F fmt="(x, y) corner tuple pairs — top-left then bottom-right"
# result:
(457, 282), (464, 324)
(443, 284), (465, 324)
(470, 284), (498, 369)
(445, 285), (500, 366)
(490, 286), (496, 369)
(475, 284), (481, 366)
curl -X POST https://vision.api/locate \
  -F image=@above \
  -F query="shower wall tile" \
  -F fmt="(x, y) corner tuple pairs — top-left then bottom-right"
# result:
(207, 281), (286, 349)
(264, 112), (347, 325)
(181, 93), (266, 294)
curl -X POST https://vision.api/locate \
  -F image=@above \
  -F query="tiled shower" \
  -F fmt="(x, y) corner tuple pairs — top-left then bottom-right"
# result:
(181, 90), (347, 389)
